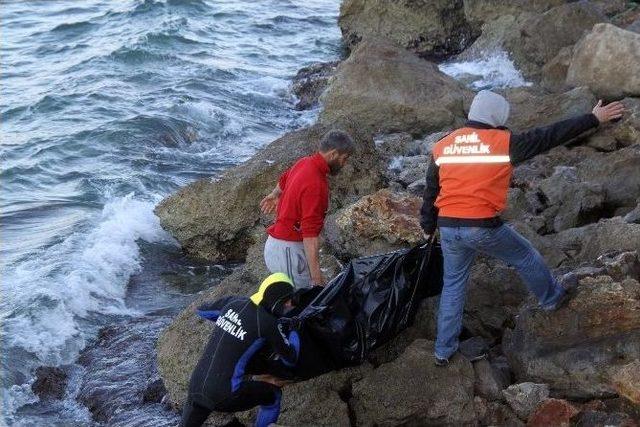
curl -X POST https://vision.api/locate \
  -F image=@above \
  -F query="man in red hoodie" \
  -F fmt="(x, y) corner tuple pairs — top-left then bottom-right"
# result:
(260, 130), (355, 288)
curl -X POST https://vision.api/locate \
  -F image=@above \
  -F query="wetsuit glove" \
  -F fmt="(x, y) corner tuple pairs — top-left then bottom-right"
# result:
(196, 303), (221, 321)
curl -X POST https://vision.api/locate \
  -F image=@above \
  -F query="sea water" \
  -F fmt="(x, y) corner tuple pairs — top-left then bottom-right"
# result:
(1, 0), (341, 424)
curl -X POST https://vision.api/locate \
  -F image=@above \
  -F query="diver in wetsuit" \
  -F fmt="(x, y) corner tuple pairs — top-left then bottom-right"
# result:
(180, 272), (300, 427)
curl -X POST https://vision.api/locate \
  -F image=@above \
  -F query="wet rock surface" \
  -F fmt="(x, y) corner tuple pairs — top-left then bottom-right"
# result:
(291, 61), (340, 110)
(31, 366), (68, 400)
(76, 317), (178, 425)
(339, 0), (478, 59)
(459, 2), (606, 80)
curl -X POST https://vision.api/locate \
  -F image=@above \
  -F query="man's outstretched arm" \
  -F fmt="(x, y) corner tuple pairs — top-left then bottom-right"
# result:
(510, 100), (626, 165)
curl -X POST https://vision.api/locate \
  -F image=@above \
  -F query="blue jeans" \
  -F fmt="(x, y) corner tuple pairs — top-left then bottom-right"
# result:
(435, 225), (565, 359)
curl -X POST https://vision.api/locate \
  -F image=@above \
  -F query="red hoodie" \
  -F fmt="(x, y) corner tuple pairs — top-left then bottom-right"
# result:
(267, 153), (329, 241)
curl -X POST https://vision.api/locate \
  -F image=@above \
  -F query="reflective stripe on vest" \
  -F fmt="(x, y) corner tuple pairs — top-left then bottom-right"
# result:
(435, 155), (511, 165)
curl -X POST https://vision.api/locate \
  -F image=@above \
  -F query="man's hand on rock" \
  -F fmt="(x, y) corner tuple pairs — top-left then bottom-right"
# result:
(260, 192), (279, 215)
(592, 100), (626, 123)
(252, 374), (292, 388)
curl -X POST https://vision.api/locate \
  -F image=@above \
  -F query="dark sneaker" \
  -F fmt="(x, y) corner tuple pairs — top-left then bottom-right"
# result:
(434, 356), (449, 367)
(541, 272), (578, 311)
(558, 272), (579, 290)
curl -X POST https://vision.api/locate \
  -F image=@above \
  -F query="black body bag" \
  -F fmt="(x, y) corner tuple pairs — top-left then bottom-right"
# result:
(282, 239), (443, 379)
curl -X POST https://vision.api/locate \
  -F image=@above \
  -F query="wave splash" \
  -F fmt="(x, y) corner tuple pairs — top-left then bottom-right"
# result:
(3, 194), (173, 367)
(439, 50), (532, 90)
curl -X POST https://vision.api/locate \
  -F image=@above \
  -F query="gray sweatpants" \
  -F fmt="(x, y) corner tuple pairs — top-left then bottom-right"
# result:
(263, 235), (311, 289)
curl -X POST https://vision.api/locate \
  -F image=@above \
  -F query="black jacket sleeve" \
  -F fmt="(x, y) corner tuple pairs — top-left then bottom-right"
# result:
(420, 156), (440, 234)
(509, 113), (599, 165)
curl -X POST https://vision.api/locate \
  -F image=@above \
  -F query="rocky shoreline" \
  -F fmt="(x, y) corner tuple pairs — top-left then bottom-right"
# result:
(155, 1), (640, 426)
(93, 1), (640, 425)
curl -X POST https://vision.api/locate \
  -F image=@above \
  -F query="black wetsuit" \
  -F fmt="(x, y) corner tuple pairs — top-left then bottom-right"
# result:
(181, 296), (300, 427)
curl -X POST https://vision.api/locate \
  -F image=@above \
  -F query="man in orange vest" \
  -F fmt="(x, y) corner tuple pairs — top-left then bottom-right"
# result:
(420, 90), (625, 366)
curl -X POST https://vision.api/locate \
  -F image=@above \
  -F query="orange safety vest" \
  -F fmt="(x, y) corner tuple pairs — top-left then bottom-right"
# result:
(432, 127), (512, 219)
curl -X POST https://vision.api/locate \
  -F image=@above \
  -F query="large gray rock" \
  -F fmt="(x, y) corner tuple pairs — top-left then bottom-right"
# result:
(155, 124), (384, 262)
(278, 365), (373, 426)
(512, 2), (605, 77)
(462, 0), (566, 25)
(504, 86), (597, 132)
(368, 297), (439, 366)
(320, 38), (469, 137)
(456, 13), (530, 62)
(544, 218), (640, 267)
(576, 144), (640, 210)
(541, 45), (574, 92)
(460, 2), (605, 79)
(339, 0), (477, 59)
(372, 132), (415, 159)
(537, 166), (604, 232)
(474, 359), (510, 402)
(567, 23), (640, 99)
(503, 273), (640, 399)
(463, 259), (528, 340)
(502, 382), (550, 420)
(610, 97), (640, 148)
(476, 399), (525, 426)
(351, 339), (477, 426)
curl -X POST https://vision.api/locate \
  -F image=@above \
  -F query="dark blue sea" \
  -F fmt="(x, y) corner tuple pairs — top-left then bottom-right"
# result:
(1, 1), (341, 425)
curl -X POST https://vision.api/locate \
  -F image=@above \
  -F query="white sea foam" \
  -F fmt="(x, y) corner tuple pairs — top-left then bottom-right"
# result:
(2, 383), (40, 423)
(388, 156), (404, 172)
(439, 51), (532, 90)
(4, 194), (174, 365)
